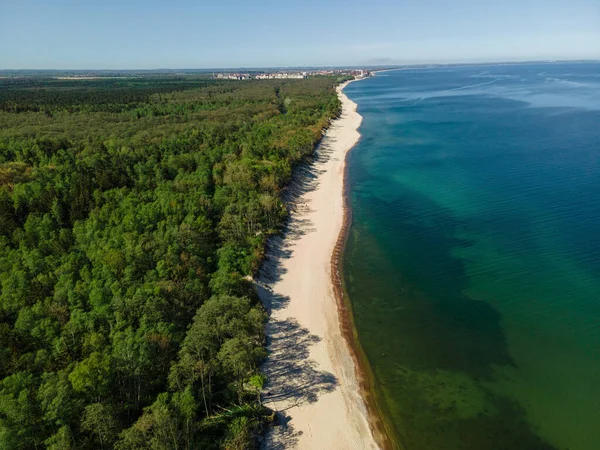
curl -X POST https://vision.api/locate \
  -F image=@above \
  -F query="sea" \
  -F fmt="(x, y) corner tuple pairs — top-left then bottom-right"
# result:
(343, 62), (600, 450)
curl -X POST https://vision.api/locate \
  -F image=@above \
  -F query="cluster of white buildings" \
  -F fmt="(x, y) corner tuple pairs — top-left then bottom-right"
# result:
(213, 72), (308, 80)
(212, 69), (372, 81)
(214, 73), (252, 80)
(254, 72), (308, 80)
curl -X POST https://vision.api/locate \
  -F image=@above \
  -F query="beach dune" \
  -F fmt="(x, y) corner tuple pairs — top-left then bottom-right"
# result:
(256, 82), (379, 449)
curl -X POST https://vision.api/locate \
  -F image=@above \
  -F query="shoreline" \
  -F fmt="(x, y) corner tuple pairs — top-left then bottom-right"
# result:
(330, 82), (397, 449)
(331, 81), (398, 450)
(256, 79), (381, 449)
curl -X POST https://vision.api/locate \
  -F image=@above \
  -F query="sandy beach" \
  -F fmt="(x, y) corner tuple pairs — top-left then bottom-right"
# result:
(256, 81), (380, 449)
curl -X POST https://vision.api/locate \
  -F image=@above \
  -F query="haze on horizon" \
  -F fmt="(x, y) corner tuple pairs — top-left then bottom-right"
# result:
(1, 0), (599, 70)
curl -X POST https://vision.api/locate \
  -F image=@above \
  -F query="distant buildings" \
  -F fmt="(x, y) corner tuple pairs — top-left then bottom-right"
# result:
(212, 69), (372, 81)
(214, 73), (251, 80)
(254, 72), (307, 80)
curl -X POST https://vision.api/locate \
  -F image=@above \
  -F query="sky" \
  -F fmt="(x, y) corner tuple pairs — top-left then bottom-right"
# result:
(1, 0), (599, 69)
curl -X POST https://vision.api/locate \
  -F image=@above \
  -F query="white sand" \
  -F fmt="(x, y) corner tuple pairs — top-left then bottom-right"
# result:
(256, 82), (379, 449)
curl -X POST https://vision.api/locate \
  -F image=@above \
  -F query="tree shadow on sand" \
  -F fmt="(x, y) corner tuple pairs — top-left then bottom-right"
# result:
(263, 318), (337, 405)
(260, 317), (338, 449)
(255, 138), (341, 449)
(255, 138), (338, 287)
(261, 412), (303, 450)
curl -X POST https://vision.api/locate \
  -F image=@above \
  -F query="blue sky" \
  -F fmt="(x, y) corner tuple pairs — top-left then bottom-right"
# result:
(1, 0), (599, 69)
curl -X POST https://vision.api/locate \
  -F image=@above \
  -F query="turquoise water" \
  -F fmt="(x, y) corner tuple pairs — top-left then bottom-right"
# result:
(343, 63), (600, 450)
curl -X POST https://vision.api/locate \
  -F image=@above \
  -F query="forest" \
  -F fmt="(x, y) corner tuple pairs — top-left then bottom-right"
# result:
(0, 75), (342, 449)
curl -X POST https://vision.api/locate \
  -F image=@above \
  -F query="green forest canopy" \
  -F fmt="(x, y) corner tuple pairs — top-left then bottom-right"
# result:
(0, 76), (342, 449)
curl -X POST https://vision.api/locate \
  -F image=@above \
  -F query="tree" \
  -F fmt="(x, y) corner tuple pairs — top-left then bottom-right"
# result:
(81, 402), (119, 449)
(116, 394), (181, 450)
(44, 425), (75, 450)
(68, 352), (112, 399)
(37, 370), (81, 428)
(0, 372), (44, 448)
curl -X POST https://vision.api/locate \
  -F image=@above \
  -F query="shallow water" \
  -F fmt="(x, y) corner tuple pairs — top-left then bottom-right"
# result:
(343, 62), (600, 450)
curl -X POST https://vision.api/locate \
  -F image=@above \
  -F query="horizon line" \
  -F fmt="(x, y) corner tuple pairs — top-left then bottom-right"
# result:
(2, 58), (599, 72)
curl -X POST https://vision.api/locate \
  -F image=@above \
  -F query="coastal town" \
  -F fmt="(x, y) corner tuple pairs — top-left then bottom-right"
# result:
(213, 68), (372, 80)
